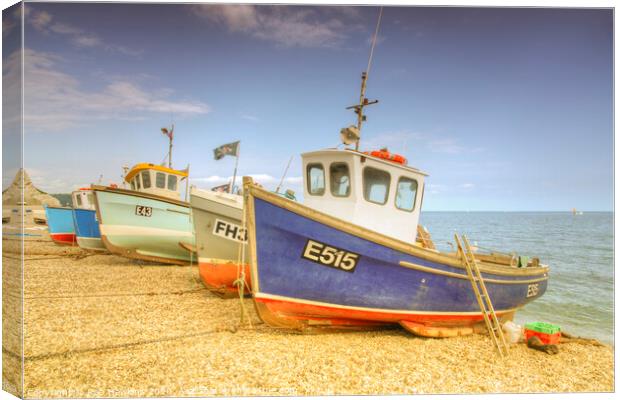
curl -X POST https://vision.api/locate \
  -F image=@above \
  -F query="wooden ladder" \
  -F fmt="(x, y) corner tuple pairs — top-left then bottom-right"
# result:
(455, 234), (509, 358)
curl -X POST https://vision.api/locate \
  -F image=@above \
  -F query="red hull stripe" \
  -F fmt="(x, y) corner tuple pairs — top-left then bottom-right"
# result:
(255, 294), (511, 324)
(50, 233), (77, 245)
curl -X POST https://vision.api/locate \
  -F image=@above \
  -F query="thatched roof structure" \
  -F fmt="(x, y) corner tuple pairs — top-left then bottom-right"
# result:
(2, 168), (60, 207)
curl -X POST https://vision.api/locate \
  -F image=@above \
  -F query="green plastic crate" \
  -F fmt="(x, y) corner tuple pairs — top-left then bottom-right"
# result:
(524, 322), (561, 335)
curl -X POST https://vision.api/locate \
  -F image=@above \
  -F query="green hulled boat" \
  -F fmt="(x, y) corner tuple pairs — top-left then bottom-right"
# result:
(92, 162), (195, 264)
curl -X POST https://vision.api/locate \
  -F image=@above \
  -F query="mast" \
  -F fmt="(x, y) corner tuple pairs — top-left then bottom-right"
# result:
(168, 123), (174, 169)
(347, 7), (383, 151)
(161, 124), (175, 168)
(275, 156), (294, 194)
(230, 143), (240, 194)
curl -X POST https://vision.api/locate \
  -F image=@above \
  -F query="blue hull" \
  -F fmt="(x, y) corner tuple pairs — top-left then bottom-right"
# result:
(45, 206), (76, 245)
(248, 191), (549, 333)
(72, 208), (105, 251)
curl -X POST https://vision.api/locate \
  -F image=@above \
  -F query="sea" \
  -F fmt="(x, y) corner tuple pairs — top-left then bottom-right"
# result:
(419, 211), (614, 346)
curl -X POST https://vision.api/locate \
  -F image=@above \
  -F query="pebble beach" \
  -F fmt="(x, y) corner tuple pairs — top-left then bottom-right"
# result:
(2, 233), (614, 397)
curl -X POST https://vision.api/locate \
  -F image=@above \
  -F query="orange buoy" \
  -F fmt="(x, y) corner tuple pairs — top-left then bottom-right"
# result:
(364, 149), (407, 165)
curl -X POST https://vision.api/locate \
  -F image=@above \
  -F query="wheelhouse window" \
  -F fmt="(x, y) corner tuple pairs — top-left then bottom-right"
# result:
(363, 167), (390, 205)
(156, 172), (166, 189)
(395, 177), (418, 212)
(75, 194), (82, 207)
(86, 193), (95, 207)
(141, 171), (151, 189)
(307, 163), (325, 196)
(168, 175), (178, 191)
(135, 177), (141, 190)
(330, 163), (350, 197)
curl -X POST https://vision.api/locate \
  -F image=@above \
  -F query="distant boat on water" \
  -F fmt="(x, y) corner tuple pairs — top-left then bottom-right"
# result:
(572, 208), (584, 216)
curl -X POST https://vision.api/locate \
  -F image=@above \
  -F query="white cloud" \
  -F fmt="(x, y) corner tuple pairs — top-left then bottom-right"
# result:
(191, 4), (363, 48)
(25, 8), (142, 56)
(363, 131), (423, 153)
(73, 35), (102, 48)
(426, 183), (446, 195)
(427, 138), (465, 154)
(427, 138), (484, 154)
(192, 174), (302, 189)
(3, 12), (17, 35)
(459, 183), (475, 189)
(365, 130), (484, 156)
(30, 9), (52, 31)
(49, 22), (81, 35)
(241, 114), (259, 122)
(26, 167), (73, 193)
(3, 49), (210, 132)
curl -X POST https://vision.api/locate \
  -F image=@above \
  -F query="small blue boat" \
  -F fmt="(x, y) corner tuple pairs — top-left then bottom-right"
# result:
(71, 188), (106, 251)
(44, 206), (76, 246)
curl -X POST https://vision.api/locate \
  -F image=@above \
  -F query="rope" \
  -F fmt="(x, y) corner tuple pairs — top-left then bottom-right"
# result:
(471, 243), (517, 258)
(233, 191), (253, 329)
(365, 7), (384, 80)
(3, 253), (96, 261)
(23, 287), (208, 300)
(2, 238), (52, 243)
(6, 327), (234, 362)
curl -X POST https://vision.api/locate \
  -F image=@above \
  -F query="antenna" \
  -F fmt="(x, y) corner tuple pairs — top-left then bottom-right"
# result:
(343, 7), (383, 151)
(275, 156), (294, 194)
(161, 124), (174, 168)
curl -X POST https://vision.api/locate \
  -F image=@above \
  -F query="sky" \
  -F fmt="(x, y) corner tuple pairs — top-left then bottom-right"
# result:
(2, 3), (613, 211)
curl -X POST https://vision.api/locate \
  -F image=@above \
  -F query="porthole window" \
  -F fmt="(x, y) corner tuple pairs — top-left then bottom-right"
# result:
(330, 163), (351, 197)
(156, 172), (166, 189)
(395, 177), (418, 212)
(363, 167), (390, 205)
(307, 163), (325, 196)
(141, 171), (151, 189)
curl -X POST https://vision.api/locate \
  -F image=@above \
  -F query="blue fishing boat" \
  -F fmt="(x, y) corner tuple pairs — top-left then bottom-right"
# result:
(71, 188), (106, 251)
(242, 22), (549, 337)
(45, 206), (76, 245)
(244, 164), (549, 336)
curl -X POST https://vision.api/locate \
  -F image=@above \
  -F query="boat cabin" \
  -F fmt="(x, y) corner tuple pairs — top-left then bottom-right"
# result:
(301, 148), (427, 244)
(72, 188), (96, 210)
(124, 163), (188, 200)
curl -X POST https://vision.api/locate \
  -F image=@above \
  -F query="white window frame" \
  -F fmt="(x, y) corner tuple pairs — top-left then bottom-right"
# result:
(362, 166), (391, 206)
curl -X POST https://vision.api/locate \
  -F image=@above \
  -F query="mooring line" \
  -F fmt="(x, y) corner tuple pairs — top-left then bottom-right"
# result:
(3, 254), (94, 261)
(23, 287), (209, 300)
(8, 328), (238, 362)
